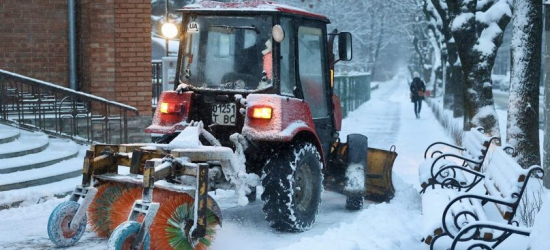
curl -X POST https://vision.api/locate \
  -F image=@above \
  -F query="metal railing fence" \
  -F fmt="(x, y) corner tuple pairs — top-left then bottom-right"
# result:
(0, 69), (139, 144)
(334, 73), (371, 117)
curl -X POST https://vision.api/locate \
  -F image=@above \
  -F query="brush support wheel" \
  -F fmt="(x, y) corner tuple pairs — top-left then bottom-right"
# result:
(108, 221), (150, 250)
(47, 201), (87, 247)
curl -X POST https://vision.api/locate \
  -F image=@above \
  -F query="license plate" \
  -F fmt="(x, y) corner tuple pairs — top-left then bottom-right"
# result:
(212, 103), (236, 126)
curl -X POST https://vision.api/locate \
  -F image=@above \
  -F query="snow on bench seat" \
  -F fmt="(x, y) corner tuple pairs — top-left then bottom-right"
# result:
(483, 148), (529, 220)
(422, 189), (494, 245)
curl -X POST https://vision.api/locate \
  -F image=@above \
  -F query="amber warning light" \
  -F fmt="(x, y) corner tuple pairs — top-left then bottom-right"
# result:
(160, 102), (183, 114)
(249, 107), (272, 119)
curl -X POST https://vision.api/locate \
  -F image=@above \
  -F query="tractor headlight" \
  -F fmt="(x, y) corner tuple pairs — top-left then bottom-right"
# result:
(161, 23), (179, 39)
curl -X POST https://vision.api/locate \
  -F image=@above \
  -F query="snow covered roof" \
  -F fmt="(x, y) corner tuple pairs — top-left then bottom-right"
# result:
(179, 1), (328, 21)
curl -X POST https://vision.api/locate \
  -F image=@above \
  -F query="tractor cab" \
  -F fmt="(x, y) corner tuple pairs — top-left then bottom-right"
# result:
(147, 1), (353, 157)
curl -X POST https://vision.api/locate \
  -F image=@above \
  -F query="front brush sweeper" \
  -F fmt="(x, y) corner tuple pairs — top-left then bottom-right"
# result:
(46, 1), (397, 249)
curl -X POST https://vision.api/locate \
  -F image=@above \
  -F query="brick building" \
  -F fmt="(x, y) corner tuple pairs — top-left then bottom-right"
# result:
(0, 0), (153, 124)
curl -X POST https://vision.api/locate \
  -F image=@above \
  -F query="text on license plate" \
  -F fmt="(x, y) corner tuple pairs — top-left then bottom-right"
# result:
(212, 103), (236, 126)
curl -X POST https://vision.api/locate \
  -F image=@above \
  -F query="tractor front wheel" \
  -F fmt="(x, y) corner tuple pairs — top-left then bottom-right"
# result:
(261, 141), (323, 232)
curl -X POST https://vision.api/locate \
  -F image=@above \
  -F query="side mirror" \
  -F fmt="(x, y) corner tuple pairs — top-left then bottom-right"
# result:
(338, 32), (352, 61)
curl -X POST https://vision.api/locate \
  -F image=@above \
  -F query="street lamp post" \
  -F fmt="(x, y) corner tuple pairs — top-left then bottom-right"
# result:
(161, 1), (179, 56)
(165, 0), (169, 56)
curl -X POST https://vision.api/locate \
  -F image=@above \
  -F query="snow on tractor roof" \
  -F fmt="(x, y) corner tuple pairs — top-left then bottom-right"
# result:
(180, 1), (328, 21)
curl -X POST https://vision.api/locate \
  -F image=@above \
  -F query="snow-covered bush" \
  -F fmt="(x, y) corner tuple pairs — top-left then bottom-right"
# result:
(425, 98), (464, 145)
(518, 180), (545, 227)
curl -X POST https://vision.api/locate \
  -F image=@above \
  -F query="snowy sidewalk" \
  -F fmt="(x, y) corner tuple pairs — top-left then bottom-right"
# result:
(266, 77), (454, 250)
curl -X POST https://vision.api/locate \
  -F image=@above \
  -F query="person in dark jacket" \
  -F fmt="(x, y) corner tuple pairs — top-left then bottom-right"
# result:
(410, 72), (426, 119)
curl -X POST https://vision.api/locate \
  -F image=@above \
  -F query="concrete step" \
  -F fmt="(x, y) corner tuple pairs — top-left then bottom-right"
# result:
(0, 132), (49, 159)
(0, 125), (20, 144)
(0, 123), (88, 205)
(0, 139), (79, 174)
(0, 148), (85, 192)
(0, 176), (80, 210)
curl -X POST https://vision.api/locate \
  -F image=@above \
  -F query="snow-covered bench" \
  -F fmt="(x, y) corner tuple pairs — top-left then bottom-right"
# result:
(419, 127), (499, 192)
(422, 146), (544, 250)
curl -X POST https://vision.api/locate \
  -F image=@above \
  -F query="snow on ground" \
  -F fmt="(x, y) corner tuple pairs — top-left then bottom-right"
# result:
(0, 75), (534, 249)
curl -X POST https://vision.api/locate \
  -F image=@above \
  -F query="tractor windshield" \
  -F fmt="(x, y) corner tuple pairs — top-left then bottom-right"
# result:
(179, 15), (273, 91)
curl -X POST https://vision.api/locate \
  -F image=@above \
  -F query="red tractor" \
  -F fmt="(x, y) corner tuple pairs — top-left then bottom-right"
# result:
(46, 1), (396, 249)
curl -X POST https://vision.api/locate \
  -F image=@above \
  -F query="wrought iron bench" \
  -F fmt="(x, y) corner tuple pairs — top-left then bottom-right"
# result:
(422, 146), (544, 250)
(419, 127), (500, 192)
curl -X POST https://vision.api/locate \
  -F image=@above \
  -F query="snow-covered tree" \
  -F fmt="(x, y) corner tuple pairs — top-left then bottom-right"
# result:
(507, 0), (542, 168)
(427, 0), (465, 118)
(408, 13), (433, 82)
(283, 0), (420, 79)
(422, 0), (444, 93)
(281, 0), (387, 74)
(445, 0), (512, 136)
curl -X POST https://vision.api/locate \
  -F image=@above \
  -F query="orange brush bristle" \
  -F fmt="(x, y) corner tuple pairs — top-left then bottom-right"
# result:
(88, 183), (129, 237)
(94, 184), (219, 249)
(108, 186), (142, 233)
(149, 193), (218, 250)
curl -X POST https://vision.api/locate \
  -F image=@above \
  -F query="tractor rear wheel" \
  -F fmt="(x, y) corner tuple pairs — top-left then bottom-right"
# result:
(261, 141), (323, 232)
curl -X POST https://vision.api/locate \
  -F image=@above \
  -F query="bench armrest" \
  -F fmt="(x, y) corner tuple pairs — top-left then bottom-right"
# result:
(441, 193), (516, 238)
(448, 221), (531, 250)
(436, 165), (485, 179)
(435, 165), (485, 191)
(430, 154), (482, 177)
(424, 142), (465, 159)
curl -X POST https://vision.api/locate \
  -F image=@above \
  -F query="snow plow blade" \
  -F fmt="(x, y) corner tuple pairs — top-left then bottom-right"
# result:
(365, 146), (397, 202)
(326, 138), (397, 203)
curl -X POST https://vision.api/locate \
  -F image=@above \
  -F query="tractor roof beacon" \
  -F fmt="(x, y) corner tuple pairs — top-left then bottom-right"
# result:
(47, 1), (396, 249)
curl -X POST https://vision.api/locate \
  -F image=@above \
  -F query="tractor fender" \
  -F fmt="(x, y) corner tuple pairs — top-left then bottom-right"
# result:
(242, 94), (324, 164)
(242, 94), (317, 143)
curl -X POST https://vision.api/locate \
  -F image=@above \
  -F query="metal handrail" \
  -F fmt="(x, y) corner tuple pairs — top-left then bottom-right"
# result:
(0, 69), (139, 144)
(334, 73), (371, 117)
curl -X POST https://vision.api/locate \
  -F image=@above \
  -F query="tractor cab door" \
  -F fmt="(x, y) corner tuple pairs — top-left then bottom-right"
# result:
(295, 21), (333, 157)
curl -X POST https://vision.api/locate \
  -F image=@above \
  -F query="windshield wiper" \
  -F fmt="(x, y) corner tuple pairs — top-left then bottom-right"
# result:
(211, 25), (259, 34)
